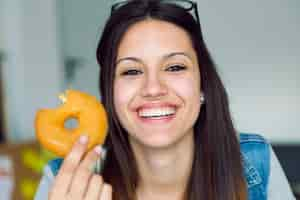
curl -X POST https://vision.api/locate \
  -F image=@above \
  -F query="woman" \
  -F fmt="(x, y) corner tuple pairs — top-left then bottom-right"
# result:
(35, 0), (295, 199)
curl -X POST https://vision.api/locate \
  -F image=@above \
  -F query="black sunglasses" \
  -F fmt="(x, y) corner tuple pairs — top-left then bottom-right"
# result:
(111, 0), (200, 26)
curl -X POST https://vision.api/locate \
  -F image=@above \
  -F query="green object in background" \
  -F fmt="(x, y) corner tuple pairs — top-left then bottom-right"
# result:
(21, 147), (55, 173)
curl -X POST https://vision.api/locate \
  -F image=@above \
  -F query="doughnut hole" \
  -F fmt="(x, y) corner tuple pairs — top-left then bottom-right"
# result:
(64, 117), (79, 130)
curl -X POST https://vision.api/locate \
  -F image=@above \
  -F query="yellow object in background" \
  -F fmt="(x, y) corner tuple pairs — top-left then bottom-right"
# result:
(19, 146), (55, 199)
(20, 179), (38, 200)
(21, 148), (55, 173)
(0, 141), (49, 200)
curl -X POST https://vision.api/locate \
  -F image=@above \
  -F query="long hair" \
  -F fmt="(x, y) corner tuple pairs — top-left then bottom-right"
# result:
(96, 0), (247, 199)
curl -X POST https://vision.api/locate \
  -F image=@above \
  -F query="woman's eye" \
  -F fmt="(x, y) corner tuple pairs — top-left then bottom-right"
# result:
(121, 69), (142, 76)
(166, 65), (187, 72)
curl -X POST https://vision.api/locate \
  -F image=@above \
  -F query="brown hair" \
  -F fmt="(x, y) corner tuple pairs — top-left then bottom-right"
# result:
(96, 0), (247, 199)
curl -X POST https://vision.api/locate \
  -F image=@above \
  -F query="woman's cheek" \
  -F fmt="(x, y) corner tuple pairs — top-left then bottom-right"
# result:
(167, 76), (200, 99)
(114, 79), (140, 106)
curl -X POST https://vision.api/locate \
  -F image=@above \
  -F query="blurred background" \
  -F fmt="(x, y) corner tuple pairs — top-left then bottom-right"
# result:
(0, 0), (299, 199)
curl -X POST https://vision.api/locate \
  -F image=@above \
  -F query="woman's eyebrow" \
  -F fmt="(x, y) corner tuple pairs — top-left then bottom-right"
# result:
(115, 57), (142, 65)
(163, 52), (193, 60)
(116, 51), (193, 65)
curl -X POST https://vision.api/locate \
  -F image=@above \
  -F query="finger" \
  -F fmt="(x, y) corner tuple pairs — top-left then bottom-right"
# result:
(99, 184), (113, 200)
(83, 175), (104, 200)
(52, 135), (89, 195)
(69, 145), (102, 197)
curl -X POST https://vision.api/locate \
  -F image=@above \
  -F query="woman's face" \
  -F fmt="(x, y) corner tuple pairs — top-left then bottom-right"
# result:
(113, 19), (202, 150)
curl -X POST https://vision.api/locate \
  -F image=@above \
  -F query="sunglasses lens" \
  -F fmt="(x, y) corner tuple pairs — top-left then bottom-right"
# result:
(161, 0), (197, 23)
(112, 1), (127, 12)
(162, 0), (193, 10)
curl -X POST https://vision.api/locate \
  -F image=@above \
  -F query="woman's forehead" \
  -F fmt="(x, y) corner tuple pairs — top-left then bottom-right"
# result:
(116, 19), (196, 59)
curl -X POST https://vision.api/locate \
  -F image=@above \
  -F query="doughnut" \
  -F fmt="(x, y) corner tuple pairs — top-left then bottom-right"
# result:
(35, 89), (108, 157)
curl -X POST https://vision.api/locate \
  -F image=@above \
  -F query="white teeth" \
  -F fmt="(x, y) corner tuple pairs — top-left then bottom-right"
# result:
(138, 107), (176, 118)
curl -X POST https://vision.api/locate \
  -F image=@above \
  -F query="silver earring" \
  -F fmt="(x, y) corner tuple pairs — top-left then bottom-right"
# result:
(200, 94), (205, 104)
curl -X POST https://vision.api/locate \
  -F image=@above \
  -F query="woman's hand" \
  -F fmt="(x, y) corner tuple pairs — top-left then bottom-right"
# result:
(48, 135), (112, 200)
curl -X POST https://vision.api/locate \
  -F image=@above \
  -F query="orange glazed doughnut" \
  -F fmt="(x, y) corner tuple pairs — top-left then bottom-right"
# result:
(35, 89), (108, 157)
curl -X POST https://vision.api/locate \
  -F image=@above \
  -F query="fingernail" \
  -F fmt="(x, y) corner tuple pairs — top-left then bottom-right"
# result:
(79, 135), (88, 144)
(94, 145), (102, 155)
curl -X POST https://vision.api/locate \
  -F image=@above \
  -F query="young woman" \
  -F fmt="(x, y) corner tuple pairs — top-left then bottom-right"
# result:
(35, 0), (295, 199)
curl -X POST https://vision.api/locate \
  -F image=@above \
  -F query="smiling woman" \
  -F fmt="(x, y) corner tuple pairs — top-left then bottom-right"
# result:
(113, 20), (202, 151)
(34, 1), (295, 200)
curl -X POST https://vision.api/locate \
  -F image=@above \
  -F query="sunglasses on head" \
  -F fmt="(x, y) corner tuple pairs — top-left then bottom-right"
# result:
(111, 0), (200, 26)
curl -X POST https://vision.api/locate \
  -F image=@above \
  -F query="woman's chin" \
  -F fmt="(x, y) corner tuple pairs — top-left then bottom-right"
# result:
(129, 133), (190, 151)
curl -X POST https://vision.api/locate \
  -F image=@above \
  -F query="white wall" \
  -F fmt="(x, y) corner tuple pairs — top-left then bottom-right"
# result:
(0, 0), (4, 50)
(1, 0), (63, 142)
(196, 0), (300, 143)
(56, 0), (112, 96)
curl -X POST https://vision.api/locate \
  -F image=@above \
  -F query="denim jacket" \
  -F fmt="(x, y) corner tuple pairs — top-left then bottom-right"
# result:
(34, 133), (296, 200)
(240, 133), (270, 199)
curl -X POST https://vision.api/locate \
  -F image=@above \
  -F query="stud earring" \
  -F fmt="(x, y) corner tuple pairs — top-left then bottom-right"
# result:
(200, 94), (205, 104)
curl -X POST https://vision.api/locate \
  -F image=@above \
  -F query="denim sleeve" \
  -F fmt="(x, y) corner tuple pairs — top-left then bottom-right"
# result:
(34, 164), (55, 200)
(267, 146), (296, 200)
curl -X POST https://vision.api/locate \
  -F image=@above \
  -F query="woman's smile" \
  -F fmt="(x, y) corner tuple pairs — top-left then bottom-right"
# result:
(135, 102), (178, 124)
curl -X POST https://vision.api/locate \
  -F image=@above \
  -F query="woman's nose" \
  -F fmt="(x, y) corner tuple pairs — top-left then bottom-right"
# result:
(140, 73), (168, 98)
